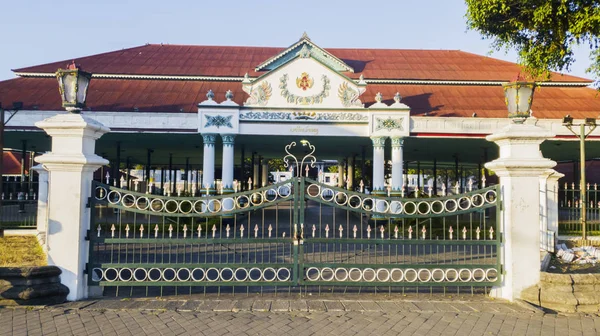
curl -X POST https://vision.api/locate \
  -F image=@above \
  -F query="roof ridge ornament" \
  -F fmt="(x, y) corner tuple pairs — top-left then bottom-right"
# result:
(242, 73), (251, 84)
(300, 32), (310, 41)
(297, 44), (311, 58)
(206, 89), (215, 100)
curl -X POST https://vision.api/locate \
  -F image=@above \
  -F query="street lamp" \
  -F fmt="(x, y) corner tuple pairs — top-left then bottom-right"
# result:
(563, 115), (597, 240)
(502, 74), (536, 124)
(55, 61), (91, 113)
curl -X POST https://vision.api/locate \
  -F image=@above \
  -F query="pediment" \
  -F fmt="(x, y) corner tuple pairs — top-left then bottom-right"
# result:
(242, 47), (367, 109)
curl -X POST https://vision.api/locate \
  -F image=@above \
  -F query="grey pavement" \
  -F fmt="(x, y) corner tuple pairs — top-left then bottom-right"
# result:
(2, 295), (600, 335)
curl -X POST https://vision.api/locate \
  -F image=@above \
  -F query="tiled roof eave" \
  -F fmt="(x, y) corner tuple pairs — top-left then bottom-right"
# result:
(13, 72), (592, 87)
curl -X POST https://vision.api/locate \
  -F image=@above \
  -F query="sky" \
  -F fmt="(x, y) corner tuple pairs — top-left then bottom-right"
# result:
(0, 0), (593, 81)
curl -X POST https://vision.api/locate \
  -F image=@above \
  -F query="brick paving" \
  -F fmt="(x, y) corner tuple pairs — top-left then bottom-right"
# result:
(1, 297), (600, 335)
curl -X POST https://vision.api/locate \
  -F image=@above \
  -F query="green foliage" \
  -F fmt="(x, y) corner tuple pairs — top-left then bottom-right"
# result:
(465, 0), (600, 81)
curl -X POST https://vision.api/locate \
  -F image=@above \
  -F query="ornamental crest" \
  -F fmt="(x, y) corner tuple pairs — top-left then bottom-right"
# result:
(375, 117), (404, 132)
(205, 115), (233, 129)
(244, 81), (272, 107)
(280, 73), (330, 105)
(296, 72), (314, 91)
(337, 82), (363, 107)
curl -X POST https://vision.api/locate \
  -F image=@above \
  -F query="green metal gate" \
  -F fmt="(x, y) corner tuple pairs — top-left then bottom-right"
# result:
(87, 175), (501, 296)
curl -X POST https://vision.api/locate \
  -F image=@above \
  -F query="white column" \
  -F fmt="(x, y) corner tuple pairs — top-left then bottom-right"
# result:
(337, 161), (344, 188)
(371, 136), (387, 195)
(253, 158), (259, 189)
(347, 157), (355, 190)
(31, 164), (49, 248)
(261, 160), (269, 187)
(34, 113), (109, 301)
(390, 137), (404, 196)
(201, 134), (216, 194)
(485, 123), (556, 301)
(221, 134), (235, 192)
(546, 170), (564, 250)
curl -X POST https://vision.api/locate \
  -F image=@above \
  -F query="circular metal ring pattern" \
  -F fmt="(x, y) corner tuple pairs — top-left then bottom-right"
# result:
(91, 268), (104, 282)
(133, 268), (148, 282)
(445, 269), (459, 282)
(374, 199), (390, 214)
(376, 268), (391, 282)
(306, 184), (320, 198)
(148, 268), (162, 282)
(165, 200), (179, 214)
(206, 268), (220, 282)
(248, 267), (262, 282)
(276, 268), (291, 282)
(94, 186), (108, 201)
(430, 200), (444, 214)
(118, 268), (133, 282)
(104, 268), (118, 282)
(362, 198), (374, 212)
(472, 268), (486, 282)
(191, 268), (205, 282)
(277, 185), (291, 198)
(431, 269), (445, 283)
(150, 198), (165, 212)
(334, 192), (348, 206)
(403, 201), (417, 215)
(471, 194), (485, 207)
(107, 190), (122, 205)
(162, 268), (177, 282)
(348, 268), (362, 282)
(320, 267), (335, 282)
(193, 200), (207, 214)
(390, 268), (404, 282)
(178, 200), (193, 214)
(220, 268), (234, 282)
(176, 268), (191, 282)
(458, 268), (472, 282)
(417, 201), (431, 215)
(122, 194), (136, 208)
(404, 269), (418, 283)
(348, 195), (362, 209)
(135, 196), (150, 211)
(320, 188), (335, 202)
(250, 193), (263, 206)
(263, 189), (278, 202)
(334, 268), (349, 281)
(485, 268), (499, 282)
(444, 199), (458, 213)
(362, 268), (376, 282)
(484, 190), (497, 204)
(221, 198), (235, 212)
(417, 269), (432, 282)
(234, 268), (249, 282)
(306, 267), (320, 281)
(390, 201), (403, 215)
(235, 195), (250, 209)
(262, 268), (277, 282)
(458, 196), (472, 211)
(208, 199), (222, 213)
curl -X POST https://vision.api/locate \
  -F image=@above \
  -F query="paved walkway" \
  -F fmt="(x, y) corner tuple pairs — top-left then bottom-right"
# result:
(2, 296), (600, 335)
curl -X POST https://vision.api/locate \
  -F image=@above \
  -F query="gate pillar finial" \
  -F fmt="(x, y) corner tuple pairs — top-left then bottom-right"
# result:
(34, 113), (110, 301)
(485, 122), (556, 301)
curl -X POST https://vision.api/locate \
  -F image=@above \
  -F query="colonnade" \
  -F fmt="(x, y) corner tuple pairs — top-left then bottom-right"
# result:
(371, 136), (404, 196)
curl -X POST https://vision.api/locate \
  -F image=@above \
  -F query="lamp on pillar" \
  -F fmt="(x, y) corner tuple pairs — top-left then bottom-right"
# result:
(562, 115), (597, 240)
(502, 73), (536, 124)
(56, 61), (92, 113)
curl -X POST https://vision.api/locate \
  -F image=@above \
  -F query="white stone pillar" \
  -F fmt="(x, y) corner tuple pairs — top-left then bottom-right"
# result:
(546, 170), (564, 250)
(221, 134), (235, 192)
(31, 164), (49, 247)
(337, 161), (344, 188)
(485, 123), (556, 301)
(371, 136), (387, 195)
(253, 158), (259, 189)
(34, 113), (109, 301)
(347, 157), (355, 190)
(201, 134), (216, 194)
(390, 137), (404, 196)
(261, 160), (269, 187)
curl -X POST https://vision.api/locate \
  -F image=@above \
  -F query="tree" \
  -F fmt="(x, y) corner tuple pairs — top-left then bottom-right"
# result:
(465, 0), (600, 82)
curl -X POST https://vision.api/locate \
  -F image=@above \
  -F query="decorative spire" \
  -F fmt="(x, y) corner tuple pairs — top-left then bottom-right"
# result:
(358, 74), (366, 86)
(375, 92), (383, 103)
(394, 92), (402, 103)
(300, 32), (310, 41)
(242, 73), (251, 84)
(225, 90), (234, 101)
(206, 89), (215, 100)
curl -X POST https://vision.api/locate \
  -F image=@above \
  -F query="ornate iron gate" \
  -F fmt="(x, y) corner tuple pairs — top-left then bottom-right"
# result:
(87, 176), (501, 296)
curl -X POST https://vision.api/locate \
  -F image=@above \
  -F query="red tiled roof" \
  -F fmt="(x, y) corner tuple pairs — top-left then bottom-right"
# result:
(2, 152), (30, 175)
(14, 44), (590, 82)
(1, 76), (599, 119)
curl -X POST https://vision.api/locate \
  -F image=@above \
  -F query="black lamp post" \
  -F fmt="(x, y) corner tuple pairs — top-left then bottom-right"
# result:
(563, 116), (597, 240)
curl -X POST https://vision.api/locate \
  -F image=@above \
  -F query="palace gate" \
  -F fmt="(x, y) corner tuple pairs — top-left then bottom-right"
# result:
(87, 145), (501, 297)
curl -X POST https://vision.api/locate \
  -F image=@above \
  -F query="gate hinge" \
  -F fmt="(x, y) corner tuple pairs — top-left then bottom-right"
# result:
(500, 233), (504, 243)
(84, 264), (89, 274)
(500, 265), (505, 275)
(85, 230), (90, 241)
(86, 197), (91, 208)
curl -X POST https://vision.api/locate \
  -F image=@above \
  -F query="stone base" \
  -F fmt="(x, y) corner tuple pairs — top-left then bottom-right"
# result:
(0, 266), (68, 306)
